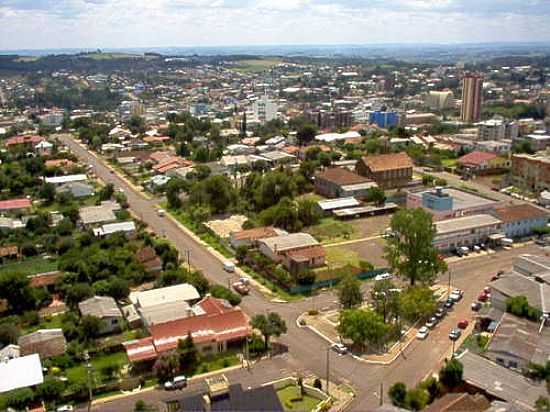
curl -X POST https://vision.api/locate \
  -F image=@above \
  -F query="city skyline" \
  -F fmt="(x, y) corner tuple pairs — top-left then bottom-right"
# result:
(1, 0), (550, 50)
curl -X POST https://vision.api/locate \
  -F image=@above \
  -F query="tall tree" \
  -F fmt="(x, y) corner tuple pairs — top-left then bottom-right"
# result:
(399, 286), (437, 323)
(177, 332), (199, 374)
(439, 358), (463, 389)
(384, 208), (447, 285)
(337, 309), (389, 350)
(251, 312), (287, 351)
(240, 112), (247, 137)
(388, 382), (408, 407)
(297, 124), (318, 146)
(370, 280), (400, 323)
(338, 274), (363, 310)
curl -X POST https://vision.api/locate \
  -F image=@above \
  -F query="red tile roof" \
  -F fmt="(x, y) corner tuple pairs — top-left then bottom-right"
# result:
(5, 135), (44, 147)
(458, 151), (498, 166)
(124, 337), (157, 362)
(29, 271), (62, 288)
(361, 152), (413, 172)
(232, 226), (279, 242)
(0, 198), (32, 210)
(286, 245), (326, 261)
(315, 167), (371, 186)
(493, 204), (548, 223)
(45, 159), (75, 169)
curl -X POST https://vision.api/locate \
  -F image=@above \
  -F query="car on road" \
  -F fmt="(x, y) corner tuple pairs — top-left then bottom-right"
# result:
(375, 272), (393, 281)
(223, 261), (235, 273)
(110, 169), (115, 174)
(416, 326), (429, 340)
(444, 299), (454, 309)
(164, 375), (187, 390)
(471, 302), (482, 311)
(478, 292), (490, 302)
(449, 289), (463, 302)
(457, 320), (469, 329)
(232, 281), (250, 295)
(425, 317), (438, 329)
(157, 208), (166, 217)
(449, 329), (462, 341)
(331, 343), (348, 355)
(57, 406), (74, 412)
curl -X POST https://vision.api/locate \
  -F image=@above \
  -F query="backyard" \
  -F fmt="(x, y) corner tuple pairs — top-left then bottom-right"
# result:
(277, 385), (321, 412)
(0, 256), (58, 276)
(305, 218), (356, 244)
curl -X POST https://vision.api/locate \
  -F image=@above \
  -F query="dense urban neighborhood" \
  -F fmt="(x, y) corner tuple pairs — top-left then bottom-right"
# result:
(0, 48), (550, 412)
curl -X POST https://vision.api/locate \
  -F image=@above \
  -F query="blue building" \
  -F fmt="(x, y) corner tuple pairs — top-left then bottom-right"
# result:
(369, 111), (399, 129)
(422, 187), (453, 211)
(493, 204), (548, 238)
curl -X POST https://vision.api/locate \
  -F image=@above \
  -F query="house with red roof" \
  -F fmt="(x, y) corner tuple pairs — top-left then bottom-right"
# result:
(4, 135), (45, 151)
(123, 296), (250, 363)
(457, 151), (510, 175)
(0, 198), (32, 214)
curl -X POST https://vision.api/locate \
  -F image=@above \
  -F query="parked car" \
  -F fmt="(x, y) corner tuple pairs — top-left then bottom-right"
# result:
(444, 299), (454, 309)
(375, 272), (393, 281)
(416, 326), (429, 340)
(239, 277), (250, 286)
(426, 317), (438, 329)
(449, 289), (463, 302)
(157, 208), (166, 217)
(483, 287), (491, 294)
(331, 343), (348, 355)
(232, 281), (250, 295)
(223, 261), (235, 273)
(457, 320), (469, 329)
(164, 375), (187, 390)
(449, 329), (462, 341)
(478, 293), (490, 302)
(456, 246), (470, 257)
(57, 406), (74, 412)
(435, 308), (447, 319)
(471, 302), (482, 311)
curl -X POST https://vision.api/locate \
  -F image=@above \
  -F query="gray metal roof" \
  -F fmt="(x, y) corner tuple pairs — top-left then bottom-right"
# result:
(435, 214), (502, 235)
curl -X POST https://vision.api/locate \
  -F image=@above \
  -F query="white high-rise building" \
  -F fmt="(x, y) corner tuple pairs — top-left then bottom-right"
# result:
(252, 95), (278, 124)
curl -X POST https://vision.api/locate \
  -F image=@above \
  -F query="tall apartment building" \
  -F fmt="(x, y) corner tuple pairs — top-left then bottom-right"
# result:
(306, 109), (353, 130)
(461, 73), (483, 123)
(252, 95), (278, 124)
(512, 153), (550, 192)
(368, 110), (399, 129)
(478, 119), (519, 141)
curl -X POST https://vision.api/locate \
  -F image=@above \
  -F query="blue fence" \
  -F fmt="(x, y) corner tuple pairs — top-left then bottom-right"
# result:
(288, 268), (389, 294)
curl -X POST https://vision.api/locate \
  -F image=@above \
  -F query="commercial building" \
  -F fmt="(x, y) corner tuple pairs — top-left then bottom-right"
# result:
(306, 109), (353, 130)
(356, 152), (414, 189)
(512, 153), (550, 192)
(433, 214), (502, 251)
(519, 132), (550, 151)
(461, 73), (483, 123)
(457, 151), (511, 175)
(424, 90), (454, 110)
(314, 167), (377, 199)
(252, 95), (278, 123)
(406, 187), (498, 221)
(477, 119), (518, 141)
(369, 111), (399, 129)
(402, 112), (438, 126)
(492, 204), (548, 238)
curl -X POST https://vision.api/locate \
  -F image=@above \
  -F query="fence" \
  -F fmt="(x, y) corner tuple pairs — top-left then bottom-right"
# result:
(289, 268), (389, 294)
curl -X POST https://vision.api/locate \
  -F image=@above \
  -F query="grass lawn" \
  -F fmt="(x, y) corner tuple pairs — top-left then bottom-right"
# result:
(233, 58), (282, 73)
(277, 385), (321, 412)
(325, 247), (360, 268)
(0, 256), (58, 276)
(459, 333), (489, 355)
(305, 218), (356, 244)
(65, 351), (129, 385)
(195, 352), (240, 375)
(23, 314), (64, 334)
(241, 265), (302, 302)
(442, 159), (457, 168)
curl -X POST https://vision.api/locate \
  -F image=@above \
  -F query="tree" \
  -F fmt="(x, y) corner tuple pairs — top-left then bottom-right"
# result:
(189, 175), (237, 214)
(366, 187), (386, 205)
(79, 315), (104, 342)
(388, 382), (407, 407)
(536, 396), (550, 412)
(297, 124), (318, 146)
(405, 387), (429, 411)
(99, 183), (115, 201)
(5, 387), (34, 410)
(506, 296), (542, 321)
(135, 400), (158, 412)
(210, 285), (242, 306)
(439, 358), (463, 389)
(153, 352), (179, 382)
(36, 376), (65, 402)
(338, 274), (363, 309)
(371, 280), (400, 323)
(64, 283), (94, 309)
(251, 312), (287, 351)
(0, 322), (20, 346)
(0, 272), (37, 313)
(39, 182), (56, 203)
(384, 208), (447, 285)
(297, 198), (322, 227)
(399, 286), (437, 323)
(177, 332), (199, 374)
(127, 115), (146, 135)
(337, 309), (390, 350)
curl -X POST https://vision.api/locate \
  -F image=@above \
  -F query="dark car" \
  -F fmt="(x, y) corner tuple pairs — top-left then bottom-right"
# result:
(471, 302), (482, 311)
(435, 308), (447, 319)
(444, 299), (454, 309)
(449, 329), (462, 341)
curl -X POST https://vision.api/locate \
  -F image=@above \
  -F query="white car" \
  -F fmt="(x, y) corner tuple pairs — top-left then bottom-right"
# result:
(57, 406), (74, 412)
(425, 317), (438, 329)
(164, 375), (187, 390)
(331, 343), (348, 355)
(416, 326), (429, 340)
(375, 272), (393, 281)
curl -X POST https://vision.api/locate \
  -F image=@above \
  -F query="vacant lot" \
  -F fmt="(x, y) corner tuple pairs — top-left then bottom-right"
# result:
(0, 257), (58, 276)
(341, 238), (388, 268)
(305, 218), (356, 244)
(233, 58), (283, 73)
(351, 214), (393, 238)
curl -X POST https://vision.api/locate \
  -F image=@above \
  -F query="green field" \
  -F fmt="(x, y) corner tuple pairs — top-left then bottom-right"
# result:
(325, 247), (360, 268)
(277, 385), (321, 412)
(0, 257), (58, 276)
(65, 351), (129, 385)
(233, 58), (283, 73)
(305, 218), (356, 244)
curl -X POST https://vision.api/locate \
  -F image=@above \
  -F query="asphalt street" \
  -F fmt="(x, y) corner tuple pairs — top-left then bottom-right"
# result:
(58, 135), (543, 411)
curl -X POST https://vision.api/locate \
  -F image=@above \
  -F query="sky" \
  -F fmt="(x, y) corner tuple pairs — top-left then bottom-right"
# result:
(1, 0), (550, 50)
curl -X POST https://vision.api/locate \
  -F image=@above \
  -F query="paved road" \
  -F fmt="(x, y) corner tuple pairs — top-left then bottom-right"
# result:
(59, 135), (542, 411)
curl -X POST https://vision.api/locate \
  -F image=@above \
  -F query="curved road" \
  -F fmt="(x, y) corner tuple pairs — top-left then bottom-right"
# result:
(57, 134), (541, 411)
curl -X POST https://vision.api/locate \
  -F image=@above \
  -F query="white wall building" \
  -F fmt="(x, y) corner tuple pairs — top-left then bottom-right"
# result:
(252, 95), (278, 124)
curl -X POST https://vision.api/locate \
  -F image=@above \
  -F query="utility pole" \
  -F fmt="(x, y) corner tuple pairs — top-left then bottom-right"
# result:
(187, 250), (191, 272)
(84, 351), (93, 412)
(326, 348), (330, 396)
(447, 269), (452, 298)
(379, 382), (384, 406)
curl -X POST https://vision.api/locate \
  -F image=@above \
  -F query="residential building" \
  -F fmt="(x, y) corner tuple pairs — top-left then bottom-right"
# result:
(136, 246), (163, 275)
(0, 354), (44, 394)
(56, 181), (94, 198)
(258, 233), (325, 273)
(129, 283), (200, 310)
(0, 198), (32, 214)
(461, 352), (546, 412)
(79, 204), (117, 227)
(485, 313), (550, 370)
(406, 187), (498, 221)
(512, 153), (550, 192)
(478, 119), (518, 141)
(92, 221), (136, 237)
(306, 109), (353, 130)
(4, 135), (44, 151)
(402, 112), (438, 126)
(314, 167), (377, 199)
(491, 204), (548, 238)
(433, 214), (502, 251)
(489, 255), (550, 317)
(78, 296), (123, 335)
(164, 375), (284, 412)
(475, 140), (512, 155)
(252, 95), (278, 123)
(369, 111), (399, 129)
(520, 132), (550, 151)
(424, 393), (490, 412)
(424, 90), (454, 111)
(461, 73), (483, 123)
(18, 329), (66, 359)
(356, 152), (414, 189)
(457, 151), (511, 175)
(123, 297), (250, 363)
(230, 226), (286, 249)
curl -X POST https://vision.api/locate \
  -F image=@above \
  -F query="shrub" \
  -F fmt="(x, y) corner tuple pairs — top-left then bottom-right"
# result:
(313, 378), (322, 390)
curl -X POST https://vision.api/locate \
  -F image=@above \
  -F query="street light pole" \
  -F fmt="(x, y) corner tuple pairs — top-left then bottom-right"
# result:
(448, 269), (452, 298)
(326, 347), (330, 396)
(187, 250), (191, 272)
(84, 351), (93, 412)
